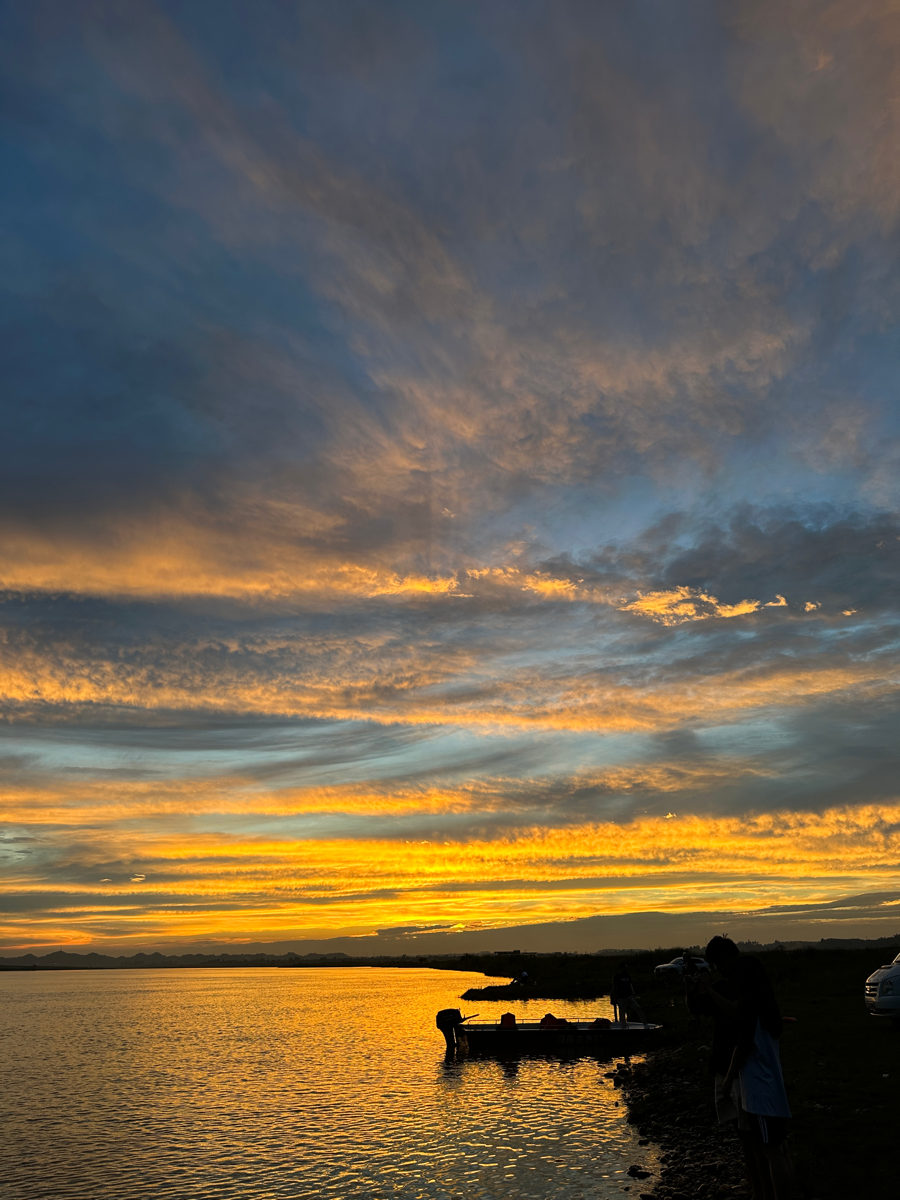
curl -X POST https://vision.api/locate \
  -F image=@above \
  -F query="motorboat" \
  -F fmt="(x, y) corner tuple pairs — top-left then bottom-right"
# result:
(436, 1008), (661, 1053)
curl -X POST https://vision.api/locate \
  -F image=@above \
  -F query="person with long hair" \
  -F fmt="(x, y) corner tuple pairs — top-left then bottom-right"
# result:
(722, 954), (795, 1199)
(693, 939), (795, 1200)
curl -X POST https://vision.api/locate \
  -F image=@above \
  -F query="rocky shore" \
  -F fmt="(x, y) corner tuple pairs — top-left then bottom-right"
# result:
(614, 1045), (752, 1200)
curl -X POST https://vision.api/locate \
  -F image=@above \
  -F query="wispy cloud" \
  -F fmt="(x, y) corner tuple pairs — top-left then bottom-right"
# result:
(2, 1), (900, 948)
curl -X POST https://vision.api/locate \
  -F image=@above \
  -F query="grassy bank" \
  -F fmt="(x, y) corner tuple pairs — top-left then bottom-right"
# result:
(452, 950), (629, 998)
(447, 947), (899, 1199)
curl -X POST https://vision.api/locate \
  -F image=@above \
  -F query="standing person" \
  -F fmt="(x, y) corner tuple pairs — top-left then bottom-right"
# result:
(722, 955), (795, 1200)
(611, 962), (648, 1027)
(692, 937), (771, 1200)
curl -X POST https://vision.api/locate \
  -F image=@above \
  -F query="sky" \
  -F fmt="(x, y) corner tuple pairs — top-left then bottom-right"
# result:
(2, 0), (900, 955)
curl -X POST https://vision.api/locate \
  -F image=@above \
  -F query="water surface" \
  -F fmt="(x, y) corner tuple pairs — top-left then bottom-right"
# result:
(1, 967), (657, 1199)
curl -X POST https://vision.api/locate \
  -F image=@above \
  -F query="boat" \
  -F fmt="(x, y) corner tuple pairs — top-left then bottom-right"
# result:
(436, 1008), (661, 1054)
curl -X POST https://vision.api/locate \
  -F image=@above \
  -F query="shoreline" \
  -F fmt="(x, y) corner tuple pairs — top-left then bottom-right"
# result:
(457, 974), (756, 1199)
(618, 1044), (751, 1200)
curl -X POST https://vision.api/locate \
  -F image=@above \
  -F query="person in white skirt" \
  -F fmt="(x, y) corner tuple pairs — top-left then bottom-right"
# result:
(722, 955), (795, 1199)
(691, 937), (773, 1200)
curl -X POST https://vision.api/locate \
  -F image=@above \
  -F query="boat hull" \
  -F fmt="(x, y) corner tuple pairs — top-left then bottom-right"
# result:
(457, 1020), (660, 1054)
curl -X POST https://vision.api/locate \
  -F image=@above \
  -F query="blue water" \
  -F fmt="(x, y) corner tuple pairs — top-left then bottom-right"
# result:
(1, 967), (658, 1199)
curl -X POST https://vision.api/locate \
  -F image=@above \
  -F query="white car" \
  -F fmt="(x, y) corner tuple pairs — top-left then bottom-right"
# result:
(654, 956), (711, 978)
(864, 951), (900, 1026)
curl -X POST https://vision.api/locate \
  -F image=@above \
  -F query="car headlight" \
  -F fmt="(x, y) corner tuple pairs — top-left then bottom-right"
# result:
(882, 979), (894, 997)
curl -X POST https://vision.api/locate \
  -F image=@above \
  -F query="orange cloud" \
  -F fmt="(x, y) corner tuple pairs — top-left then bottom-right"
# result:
(5, 801), (900, 948)
(0, 755), (778, 829)
(0, 515), (463, 599)
(2, 624), (892, 735)
(619, 586), (761, 624)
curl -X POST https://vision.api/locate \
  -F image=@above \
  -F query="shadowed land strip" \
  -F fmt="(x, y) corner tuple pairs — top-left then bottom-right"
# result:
(612, 949), (898, 1200)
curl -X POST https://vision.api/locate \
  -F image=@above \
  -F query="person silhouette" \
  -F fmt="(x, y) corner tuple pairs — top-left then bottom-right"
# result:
(694, 938), (795, 1200)
(724, 955), (794, 1199)
(611, 962), (648, 1027)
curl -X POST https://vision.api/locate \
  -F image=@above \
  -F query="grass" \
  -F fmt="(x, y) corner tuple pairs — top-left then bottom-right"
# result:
(433, 947), (900, 1198)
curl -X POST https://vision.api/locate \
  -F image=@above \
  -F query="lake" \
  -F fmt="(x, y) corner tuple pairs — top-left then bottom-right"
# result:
(1, 967), (658, 1199)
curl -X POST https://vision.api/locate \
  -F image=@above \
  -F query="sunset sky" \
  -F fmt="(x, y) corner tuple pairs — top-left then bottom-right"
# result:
(3, 1), (900, 954)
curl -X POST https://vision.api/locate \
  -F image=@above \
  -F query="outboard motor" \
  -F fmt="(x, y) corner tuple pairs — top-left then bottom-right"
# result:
(436, 1008), (464, 1051)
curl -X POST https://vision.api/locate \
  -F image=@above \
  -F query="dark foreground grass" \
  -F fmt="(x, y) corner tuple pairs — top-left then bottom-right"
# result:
(444, 947), (899, 1199)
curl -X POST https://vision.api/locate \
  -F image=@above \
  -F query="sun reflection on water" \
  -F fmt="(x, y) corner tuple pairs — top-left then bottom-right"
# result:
(1, 967), (657, 1199)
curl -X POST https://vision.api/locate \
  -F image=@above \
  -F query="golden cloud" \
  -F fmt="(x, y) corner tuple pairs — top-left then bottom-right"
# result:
(0, 515), (464, 599)
(0, 755), (775, 828)
(4, 620), (892, 734)
(5, 799), (900, 948)
(619, 586), (762, 625)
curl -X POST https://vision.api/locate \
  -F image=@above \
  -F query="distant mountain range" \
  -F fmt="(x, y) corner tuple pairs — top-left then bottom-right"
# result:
(2, 934), (898, 970)
(0, 950), (353, 969)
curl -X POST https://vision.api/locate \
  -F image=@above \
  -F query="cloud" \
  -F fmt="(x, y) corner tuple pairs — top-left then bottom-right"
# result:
(619, 586), (762, 625)
(5, 799), (900, 950)
(3, 3), (900, 950)
(4, 0), (890, 557)
(732, 0), (900, 231)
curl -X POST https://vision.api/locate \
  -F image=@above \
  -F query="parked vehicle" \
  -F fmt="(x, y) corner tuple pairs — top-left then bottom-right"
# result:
(653, 955), (711, 978)
(864, 951), (900, 1026)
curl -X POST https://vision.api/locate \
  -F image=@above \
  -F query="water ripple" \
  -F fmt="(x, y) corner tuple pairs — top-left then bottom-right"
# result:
(1, 967), (657, 1199)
